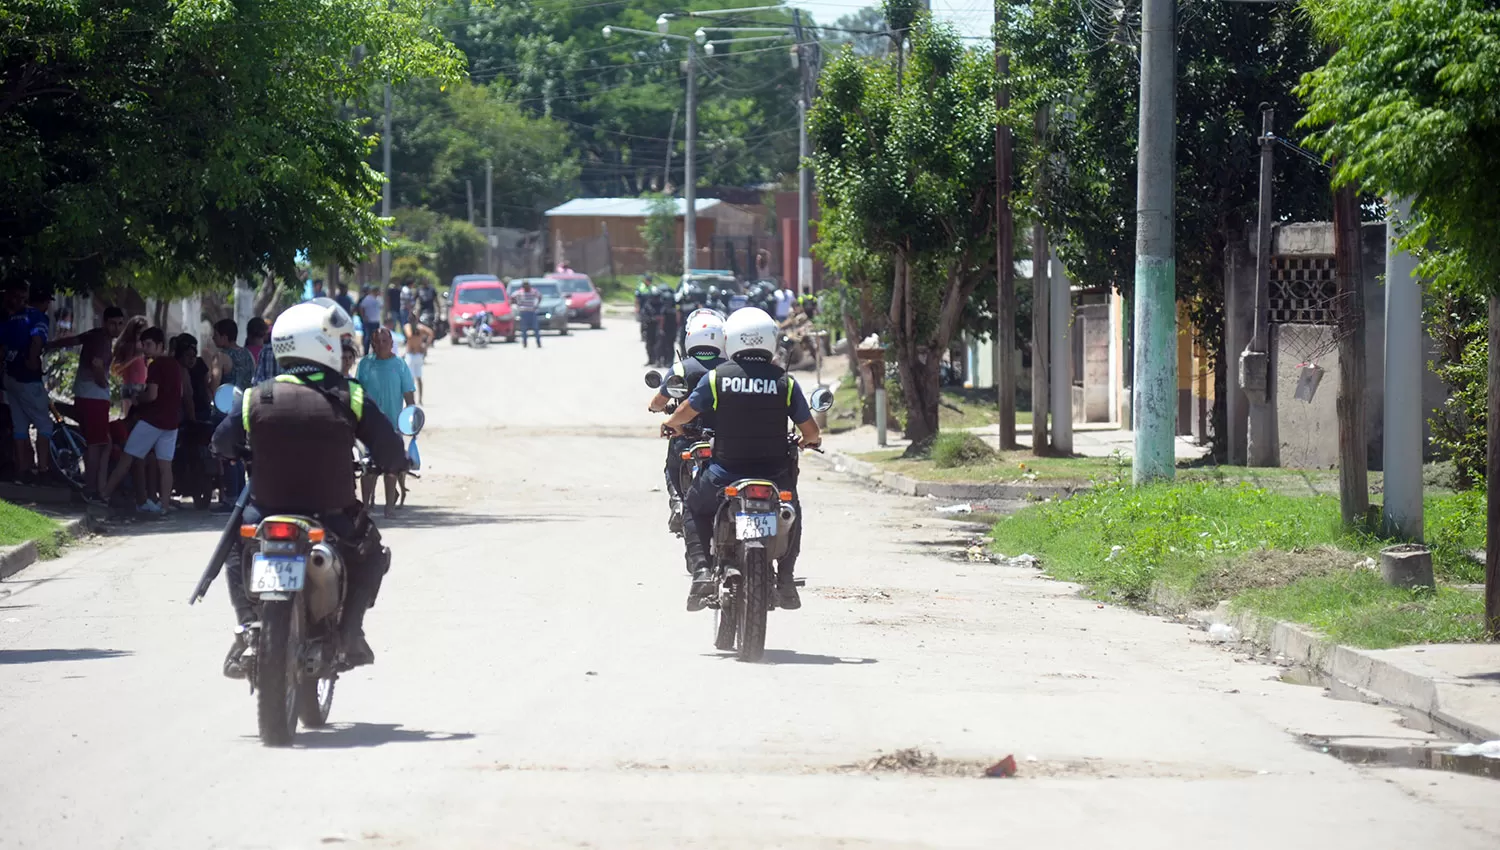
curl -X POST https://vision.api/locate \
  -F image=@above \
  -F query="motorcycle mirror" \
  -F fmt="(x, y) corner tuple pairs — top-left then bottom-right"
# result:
(398, 405), (426, 437)
(663, 374), (689, 400)
(644, 370), (664, 389)
(213, 385), (241, 415)
(809, 386), (835, 413)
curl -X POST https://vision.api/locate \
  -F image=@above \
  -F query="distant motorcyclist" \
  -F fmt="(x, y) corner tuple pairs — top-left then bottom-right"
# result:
(211, 301), (407, 677)
(415, 279), (439, 328)
(662, 307), (821, 611)
(648, 311), (726, 552)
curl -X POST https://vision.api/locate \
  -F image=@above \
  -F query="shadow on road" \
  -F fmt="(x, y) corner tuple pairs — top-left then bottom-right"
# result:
(710, 650), (879, 666)
(376, 507), (581, 529)
(1461, 671), (1500, 682)
(0, 648), (133, 664)
(293, 722), (477, 749)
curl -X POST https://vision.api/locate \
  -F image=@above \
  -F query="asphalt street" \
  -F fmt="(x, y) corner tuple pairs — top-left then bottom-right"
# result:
(2, 317), (1497, 849)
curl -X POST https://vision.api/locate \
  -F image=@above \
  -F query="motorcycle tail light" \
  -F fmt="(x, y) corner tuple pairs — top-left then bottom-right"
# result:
(240, 524), (257, 538)
(691, 445), (712, 460)
(680, 451), (692, 460)
(779, 490), (794, 502)
(262, 521), (300, 541)
(742, 483), (776, 501)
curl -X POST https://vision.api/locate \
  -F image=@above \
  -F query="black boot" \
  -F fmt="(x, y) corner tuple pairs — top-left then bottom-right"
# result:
(339, 577), (379, 669)
(687, 566), (715, 612)
(776, 564), (802, 610)
(222, 625), (251, 680)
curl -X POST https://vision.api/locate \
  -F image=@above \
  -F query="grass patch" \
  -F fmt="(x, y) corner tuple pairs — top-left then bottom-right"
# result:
(823, 374), (1033, 435)
(859, 448), (1128, 483)
(1236, 572), (1485, 647)
(596, 273), (681, 305)
(0, 500), (64, 558)
(987, 481), (1488, 649)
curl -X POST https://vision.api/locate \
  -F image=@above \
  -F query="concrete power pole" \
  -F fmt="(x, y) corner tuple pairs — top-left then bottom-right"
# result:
(683, 42), (699, 274)
(1243, 106), (1278, 467)
(793, 11), (814, 296)
(381, 80), (393, 327)
(1333, 183), (1369, 529)
(1131, 0), (1176, 484)
(467, 179), (475, 227)
(994, 1), (1018, 450)
(485, 161), (494, 276)
(1031, 105), (1051, 456)
(1383, 197), (1423, 539)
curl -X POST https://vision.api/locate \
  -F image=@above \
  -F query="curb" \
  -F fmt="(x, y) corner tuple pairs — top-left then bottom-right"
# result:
(0, 515), (94, 581)
(1196, 604), (1500, 742)
(808, 448), (1087, 503)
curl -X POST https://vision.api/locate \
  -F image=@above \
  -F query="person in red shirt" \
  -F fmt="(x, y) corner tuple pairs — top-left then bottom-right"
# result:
(96, 327), (182, 514)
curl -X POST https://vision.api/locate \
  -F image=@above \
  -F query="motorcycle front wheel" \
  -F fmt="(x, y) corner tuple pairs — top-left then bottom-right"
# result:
(736, 548), (770, 662)
(256, 599), (303, 746)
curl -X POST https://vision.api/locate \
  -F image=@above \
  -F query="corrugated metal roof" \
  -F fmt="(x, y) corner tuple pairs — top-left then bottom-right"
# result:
(544, 197), (722, 218)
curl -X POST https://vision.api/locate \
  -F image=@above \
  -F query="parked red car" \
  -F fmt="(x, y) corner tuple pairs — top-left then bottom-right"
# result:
(547, 272), (603, 329)
(448, 276), (516, 344)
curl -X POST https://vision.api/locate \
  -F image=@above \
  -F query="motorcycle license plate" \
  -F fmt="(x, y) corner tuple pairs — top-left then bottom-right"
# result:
(735, 513), (777, 540)
(251, 555), (306, 593)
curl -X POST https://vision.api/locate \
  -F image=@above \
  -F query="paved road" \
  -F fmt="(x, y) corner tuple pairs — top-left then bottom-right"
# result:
(2, 318), (1498, 849)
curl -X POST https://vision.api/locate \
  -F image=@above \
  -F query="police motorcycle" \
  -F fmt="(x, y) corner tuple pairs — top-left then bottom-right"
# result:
(189, 385), (426, 746)
(663, 373), (835, 662)
(644, 369), (714, 536)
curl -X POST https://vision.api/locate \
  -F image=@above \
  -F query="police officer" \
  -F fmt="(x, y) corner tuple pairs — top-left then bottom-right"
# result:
(662, 307), (821, 611)
(211, 301), (408, 676)
(639, 282), (662, 366)
(655, 285), (679, 368)
(648, 311), (726, 545)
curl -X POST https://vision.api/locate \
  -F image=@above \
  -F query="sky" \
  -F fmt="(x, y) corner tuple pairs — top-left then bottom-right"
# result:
(788, 1), (992, 39)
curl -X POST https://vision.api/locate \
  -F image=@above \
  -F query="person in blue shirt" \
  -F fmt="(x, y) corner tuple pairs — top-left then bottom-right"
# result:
(356, 325), (415, 516)
(1, 283), (57, 484)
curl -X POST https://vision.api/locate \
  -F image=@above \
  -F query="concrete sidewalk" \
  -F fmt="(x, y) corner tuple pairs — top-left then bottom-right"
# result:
(827, 422), (1208, 461)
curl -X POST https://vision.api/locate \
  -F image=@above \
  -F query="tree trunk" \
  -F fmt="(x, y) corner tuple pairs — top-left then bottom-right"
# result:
(899, 348), (942, 450)
(1487, 296), (1500, 639)
(1333, 183), (1369, 529)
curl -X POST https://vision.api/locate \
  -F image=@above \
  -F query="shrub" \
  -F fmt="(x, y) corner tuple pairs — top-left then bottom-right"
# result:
(929, 431), (996, 468)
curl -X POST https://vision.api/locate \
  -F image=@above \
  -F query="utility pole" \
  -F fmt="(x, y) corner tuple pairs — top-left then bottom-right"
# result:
(995, 1), (1018, 450)
(381, 80), (393, 327)
(1243, 106), (1277, 467)
(1333, 183), (1369, 529)
(792, 10), (814, 296)
(1383, 197), (1423, 539)
(683, 40), (699, 273)
(1031, 105), (1051, 456)
(664, 108), (678, 191)
(1050, 245), (1073, 454)
(467, 179), (475, 226)
(1131, 0), (1176, 484)
(485, 161), (494, 276)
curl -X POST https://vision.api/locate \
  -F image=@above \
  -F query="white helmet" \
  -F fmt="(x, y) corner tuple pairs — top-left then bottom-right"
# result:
(683, 310), (725, 357)
(723, 306), (777, 362)
(271, 300), (354, 372)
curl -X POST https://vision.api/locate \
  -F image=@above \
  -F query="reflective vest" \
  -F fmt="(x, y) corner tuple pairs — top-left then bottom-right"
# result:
(707, 361), (793, 466)
(243, 372), (365, 513)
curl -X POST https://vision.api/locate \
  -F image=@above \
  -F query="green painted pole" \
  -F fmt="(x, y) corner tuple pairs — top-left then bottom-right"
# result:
(1131, 0), (1176, 485)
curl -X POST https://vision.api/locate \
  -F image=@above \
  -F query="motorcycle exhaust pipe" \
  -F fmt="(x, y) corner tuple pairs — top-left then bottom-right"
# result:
(309, 542), (339, 571)
(778, 504), (797, 525)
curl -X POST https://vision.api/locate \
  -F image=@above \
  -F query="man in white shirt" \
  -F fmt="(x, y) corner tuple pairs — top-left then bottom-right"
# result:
(358, 286), (383, 354)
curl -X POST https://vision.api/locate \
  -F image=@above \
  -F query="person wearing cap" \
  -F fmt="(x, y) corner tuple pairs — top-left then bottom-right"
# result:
(0, 283), (57, 484)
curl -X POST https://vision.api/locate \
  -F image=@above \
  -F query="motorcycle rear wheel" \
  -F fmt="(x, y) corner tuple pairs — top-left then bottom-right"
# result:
(256, 600), (302, 746)
(735, 548), (770, 662)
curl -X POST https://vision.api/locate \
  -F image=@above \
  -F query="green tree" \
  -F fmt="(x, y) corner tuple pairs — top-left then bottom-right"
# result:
(640, 194), (680, 274)
(1298, 0), (1500, 635)
(0, 0), (462, 293)
(811, 8), (998, 446)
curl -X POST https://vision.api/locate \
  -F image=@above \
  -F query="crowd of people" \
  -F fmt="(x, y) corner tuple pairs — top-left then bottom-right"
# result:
(0, 278), (429, 520)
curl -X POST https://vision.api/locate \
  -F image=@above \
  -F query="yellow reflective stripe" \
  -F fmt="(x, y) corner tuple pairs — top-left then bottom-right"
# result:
(708, 368), (719, 410)
(786, 376), (795, 406)
(241, 391), (253, 431)
(349, 382), (365, 421)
